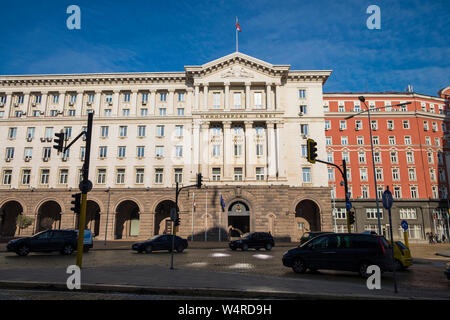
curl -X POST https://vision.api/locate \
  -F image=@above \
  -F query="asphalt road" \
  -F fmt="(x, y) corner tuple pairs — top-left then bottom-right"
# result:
(0, 246), (448, 298)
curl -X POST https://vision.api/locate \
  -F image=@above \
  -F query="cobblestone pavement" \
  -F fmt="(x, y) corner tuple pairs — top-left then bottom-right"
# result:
(0, 246), (449, 298)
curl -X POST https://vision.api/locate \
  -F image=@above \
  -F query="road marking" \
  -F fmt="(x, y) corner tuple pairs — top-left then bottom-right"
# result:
(209, 253), (231, 258)
(252, 254), (273, 260)
(228, 263), (254, 270)
(186, 262), (208, 267)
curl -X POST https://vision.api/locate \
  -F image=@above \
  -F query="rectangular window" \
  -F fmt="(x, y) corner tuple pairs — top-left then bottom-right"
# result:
(213, 145), (221, 157)
(374, 152), (381, 164)
(99, 146), (107, 158)
(254, 92), (262, 108)
(174, 168), (183, 183)
(406, 152), (414, 163)
(22, 169), (31, 185)
(366, 208), (382, 219)
(24, 147), (33, 160)
(43, 147), (51, 159)
(80, 147), (85, 161)
(360, 168), (368, 181)
(142, 93), (148, 103)
(341, 136), (348, 145)
(26, 127), (35, 139)
(104, 109), (112, 117)
(300, 105), (307, 114)
(372, 136), (379, 145)
(325, 120), (331, 130)
(392, 168), (400, 181)
(6, 147), (14, 160)
(122, 109), (130, 116)
(213, 92), (221, 108)
(137, 146), (145, 158)
(118, 146), (126, 158)
(59, 169), (68, 184)
(342, 152), (349, 162)
(328, 168), (334, 182)
(53, 94), (59, 103)
(394, 186), (401, 198)
(160, 93), (167, 102)
(358, 152), (366, 163)
(155, 168), (163, 184)
(300, 124), (308, 136)
(234, 167), (243, 181)
(399, 208), (417, 220)
(404, 136), (412, 145)
(340, 120), (347, 130)
(333, 208), (347, 219)
(156, 125), (165, 137)
(302, 167), (311, 183)
(234, 144), (242, 156)
(357, 136), (364, 145)
(326, 137), (332, 145)
(64, 127), (72, 140)
(389, 136), (396, 145)
(138, 125), (146, 137)
(298, 89), (306, 99)
(256, 167), (265, 180)
(175, 146), (183, 157)
(408, 168), (416, 181)
(361, 186), (369, 198)
(212, 168), (221, 181)
(97, 169), (106, 184)
(178, 92), (185, 102)
(371, 120), (378, 130)
(136, 168), (144, 184)
(387, 120), (394, 130)
(8, 127), (17, 139)
(68, 109), (76, 117)
(3, 170), (12, 185)
(410, 187), (418, 198)
(156, 146), (164, 158)
(256, 144), (263, 156)
(175, 125), (183, 137)
(159, 108), (167, 116)
(177, 108), (185, 116)
(123, 93), (131, 102)
(390, 152), (398, 163)
(376, 168), (383, 181)
(116, 169), (125, 184)
(233, 92), (242, 108)
(140, 108), (148, 116)
(355, 120), (362, 130)
(119, 126), (128, 137)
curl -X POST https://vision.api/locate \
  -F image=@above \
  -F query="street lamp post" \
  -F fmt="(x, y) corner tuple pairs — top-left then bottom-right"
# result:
(346, 98), (411, 235)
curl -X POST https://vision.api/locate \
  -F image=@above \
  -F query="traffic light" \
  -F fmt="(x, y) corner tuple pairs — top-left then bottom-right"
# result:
(349, 210), (355, 225)
(196, 173), (202, 189)
(307, 138), (318, 164)
(53, 132), (65, 153)
(70, 193), (81, 214)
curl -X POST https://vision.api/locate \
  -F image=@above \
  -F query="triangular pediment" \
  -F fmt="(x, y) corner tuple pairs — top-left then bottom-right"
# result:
(185, 52), (290, 80)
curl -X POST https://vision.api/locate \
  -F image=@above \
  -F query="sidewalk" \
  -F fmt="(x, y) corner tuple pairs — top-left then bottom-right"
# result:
(0, 264), (446, 300)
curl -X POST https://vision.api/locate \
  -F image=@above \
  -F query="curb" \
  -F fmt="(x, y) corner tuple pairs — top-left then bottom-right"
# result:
(435, 252), (450, 258)
(0, 280), (413, 300)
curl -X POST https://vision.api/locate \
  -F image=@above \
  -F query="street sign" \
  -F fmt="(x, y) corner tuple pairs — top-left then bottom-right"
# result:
(170, 207), (177, 221)
(346, 201), (352, 210)
(382, 187), (393, 210)
(401, 220), (409, 231)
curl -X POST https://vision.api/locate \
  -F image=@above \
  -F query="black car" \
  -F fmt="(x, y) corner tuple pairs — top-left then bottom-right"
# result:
(132, 235), (188, 253)
(282, 233), (394, 278)
(445, 265), (450, 280)
(7, 229), (78, 256)
(229, 232), (275, 251)
(300, 231), (333, 244)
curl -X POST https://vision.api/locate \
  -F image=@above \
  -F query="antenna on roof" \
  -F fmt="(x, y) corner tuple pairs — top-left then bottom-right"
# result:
(406, 84), (414, 93)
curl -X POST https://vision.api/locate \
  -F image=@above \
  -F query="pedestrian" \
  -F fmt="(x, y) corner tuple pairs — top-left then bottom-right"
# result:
(442, 234), (446, 243)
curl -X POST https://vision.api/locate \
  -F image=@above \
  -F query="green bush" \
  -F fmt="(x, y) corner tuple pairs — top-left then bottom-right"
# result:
(16, 215), (34, 230)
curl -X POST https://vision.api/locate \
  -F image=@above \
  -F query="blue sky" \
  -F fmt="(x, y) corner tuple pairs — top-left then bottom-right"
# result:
(0, 0), (448, 96)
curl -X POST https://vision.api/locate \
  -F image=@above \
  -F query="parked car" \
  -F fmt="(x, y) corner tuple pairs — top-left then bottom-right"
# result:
(282, 233), (394, 278)
(73, 229), (94, 252)
(300, 231), (333, 244)
(229, 232), (275, 251)
(6, 229), (78, 256)
(445, 265), (450, 280)
(132, 235), (188, 253)
(392, 241), (412, 270)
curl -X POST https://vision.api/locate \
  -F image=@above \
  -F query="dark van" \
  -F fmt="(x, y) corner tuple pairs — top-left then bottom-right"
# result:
(282, 233), (393, 277)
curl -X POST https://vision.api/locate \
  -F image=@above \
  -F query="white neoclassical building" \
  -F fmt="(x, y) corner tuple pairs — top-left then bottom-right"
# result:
(0, 52), (333, 241)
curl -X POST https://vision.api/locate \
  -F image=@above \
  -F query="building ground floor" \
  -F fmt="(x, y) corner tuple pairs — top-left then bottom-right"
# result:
(0, 185), (332, 242)
(332, 199), (450, 243)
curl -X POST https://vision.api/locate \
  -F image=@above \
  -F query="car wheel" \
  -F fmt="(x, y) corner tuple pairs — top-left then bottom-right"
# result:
(242, 244), (248, 251)
(176, 245), (184, 253)
(292, 259), (307, 274)
(358, 261), (372, 278)
(265, 243), (272, 251)
(144, 245), (152, 254)
(17, 245), (30, 256)
(61, 244), (74, 255)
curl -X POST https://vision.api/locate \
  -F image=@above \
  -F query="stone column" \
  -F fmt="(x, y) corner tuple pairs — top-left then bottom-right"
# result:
(58, 91), (66, 112)
(187, 87), (194, 114)
(4, 92), (12, 118)
(223, 121), (232, 179)
(203, 84), (208, 110)
(245, 82), (251, 110)
(76, 91), (83, 116)
(131, 89), (138, 116)
(23, 91), (30, 116)
(244, 121), (254, 179)
(168, 88), (175, 115)
(201, 121), (210, 179)
(224, 82), (230, 111)
(150, 89), (157, 115)
(113, 90), (120, 116)
(194, 84), (200, 111)
(267, 121), (277, 180)
(41, 91), (48, 116)
(266, 83), (273, 110)
(94, 90), (102, 115)
(275, 84), (281, 110)
(192, 121), (201, 181)
(276, 121), (285, 179)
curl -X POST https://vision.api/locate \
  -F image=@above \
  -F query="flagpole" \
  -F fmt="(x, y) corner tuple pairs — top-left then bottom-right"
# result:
(236, 17), (238, 52)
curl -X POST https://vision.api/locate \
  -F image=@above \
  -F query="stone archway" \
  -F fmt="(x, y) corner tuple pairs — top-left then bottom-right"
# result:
(75, 200), (101, 237)
(115, 200), (140, 239)
(294, 199), (321, 240)
(0, 201), (23, 237)
(227, 201), (250, 237)
(154, 200), (178, 235)
(36, 201), (62, 232)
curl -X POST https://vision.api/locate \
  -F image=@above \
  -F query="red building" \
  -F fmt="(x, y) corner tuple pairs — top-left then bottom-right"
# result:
(323, 87), (450, 242)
